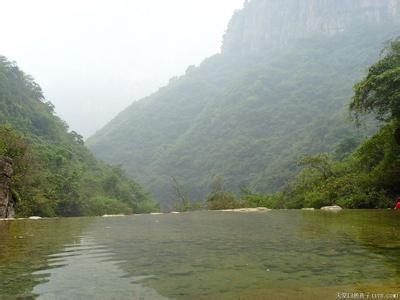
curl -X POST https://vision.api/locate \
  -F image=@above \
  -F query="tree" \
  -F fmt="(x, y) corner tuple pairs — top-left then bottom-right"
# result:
(0, 57), (159, 217)
(297, 154), (335, 180)
(206, 176), (240, 210)
(70, 131), (84, 145)
(350, 38), (400, 143)
(170, 176), (191, 212)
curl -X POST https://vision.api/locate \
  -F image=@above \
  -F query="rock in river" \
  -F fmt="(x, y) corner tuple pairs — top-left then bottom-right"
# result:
(219, 207), (271, 212)
(320, 205), (343, 212)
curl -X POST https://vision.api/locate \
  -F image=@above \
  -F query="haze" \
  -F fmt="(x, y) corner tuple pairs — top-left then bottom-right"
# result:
(1, 0), (243, 137)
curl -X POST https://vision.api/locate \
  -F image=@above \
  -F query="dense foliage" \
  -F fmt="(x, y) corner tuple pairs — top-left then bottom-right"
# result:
(0, 57), (159, 217)
(88, 25), (398, 206)
(237, 40), (400, 210)
(172, 39), (400, 211)
(205, 177), (240, 210)
(351, 39), (400, 124)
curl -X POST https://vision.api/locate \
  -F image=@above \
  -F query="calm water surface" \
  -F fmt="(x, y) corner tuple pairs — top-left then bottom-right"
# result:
(0, 210), (399, 299)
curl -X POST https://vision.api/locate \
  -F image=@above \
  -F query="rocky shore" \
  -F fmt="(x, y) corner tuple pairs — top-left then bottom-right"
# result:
(0, 156), (14, 218)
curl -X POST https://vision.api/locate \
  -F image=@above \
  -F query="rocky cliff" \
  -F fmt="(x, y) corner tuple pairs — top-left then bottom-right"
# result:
(0, 156), (14, 218)
(223, 0), (400, 54)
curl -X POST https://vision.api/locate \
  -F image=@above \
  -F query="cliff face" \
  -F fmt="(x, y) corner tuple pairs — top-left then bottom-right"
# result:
(0, 156), (14, 218)
(223, 0), (400, 54)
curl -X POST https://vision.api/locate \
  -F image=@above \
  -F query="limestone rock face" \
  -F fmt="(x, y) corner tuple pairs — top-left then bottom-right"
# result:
(222, 0), (400, 54)
(0, 156), (15, 218)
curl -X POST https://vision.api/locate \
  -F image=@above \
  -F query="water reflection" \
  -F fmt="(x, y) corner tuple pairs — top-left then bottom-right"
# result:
(87, 212), (400, 299)
(33, 236), (166, 300)
(1, 211), (400, 299)
(0, 218), (92, 298)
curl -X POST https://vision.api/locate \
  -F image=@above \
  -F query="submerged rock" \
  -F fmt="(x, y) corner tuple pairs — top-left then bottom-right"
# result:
(302, 208), (315, 211)
(0, 156), (15, 219)
(320, 205), (343, 212)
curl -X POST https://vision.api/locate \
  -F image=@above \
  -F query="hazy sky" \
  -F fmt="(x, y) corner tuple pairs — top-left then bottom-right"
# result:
(1, 0), (244, 137)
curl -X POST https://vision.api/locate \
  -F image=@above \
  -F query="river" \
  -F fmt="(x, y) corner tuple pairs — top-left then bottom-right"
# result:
(0, 210), (399, 299)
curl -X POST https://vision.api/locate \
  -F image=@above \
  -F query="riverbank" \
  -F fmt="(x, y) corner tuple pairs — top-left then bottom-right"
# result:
(5, 206), (399, 222)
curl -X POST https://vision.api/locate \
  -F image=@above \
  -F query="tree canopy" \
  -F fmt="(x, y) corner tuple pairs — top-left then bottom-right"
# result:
(0, 56), (159, 217)
(351, 39), (400, 124)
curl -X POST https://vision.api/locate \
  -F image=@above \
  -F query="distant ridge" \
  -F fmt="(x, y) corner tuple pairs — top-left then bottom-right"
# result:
(88, 0), (400, 206)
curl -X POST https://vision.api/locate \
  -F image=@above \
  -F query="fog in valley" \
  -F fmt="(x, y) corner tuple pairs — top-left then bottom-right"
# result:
(0, 0), (243, 137)
(1, 0), (400, 298)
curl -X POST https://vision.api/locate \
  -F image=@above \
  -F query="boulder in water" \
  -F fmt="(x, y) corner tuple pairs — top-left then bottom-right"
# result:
(320, 205), (343, 212)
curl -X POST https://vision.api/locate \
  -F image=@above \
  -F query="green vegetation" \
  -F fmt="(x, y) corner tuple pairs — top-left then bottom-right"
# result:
(88, 24), (398, 206)
(3, 12), (395, 211)
(240, 39), (400, 210)
(104, 38), (398, 212)
(283, 39), (400, 209)
(351, 39), (400, 125)
(205, 176), (240, 210)
(3, 32), (392, 214)
(0, 57), (159, 217)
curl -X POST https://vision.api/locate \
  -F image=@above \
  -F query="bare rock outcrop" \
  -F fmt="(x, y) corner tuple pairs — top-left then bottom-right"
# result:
(0, 156), (15, 218)
(222, 0), (400, 54)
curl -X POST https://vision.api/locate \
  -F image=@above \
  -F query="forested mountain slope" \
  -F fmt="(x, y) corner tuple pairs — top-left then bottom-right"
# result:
(88, 0), (400, 206)
(0, 57), (158, 217)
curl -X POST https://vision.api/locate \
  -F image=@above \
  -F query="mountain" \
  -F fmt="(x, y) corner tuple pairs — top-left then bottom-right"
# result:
(87, 0), (400, 206)
(223, 0), (400, 53)
(0, 57), (158, 217)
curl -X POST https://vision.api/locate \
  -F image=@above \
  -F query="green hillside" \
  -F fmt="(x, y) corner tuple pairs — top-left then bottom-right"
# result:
(88, 29), (397, 206)
(0, 56), (159, 217)
(88, 1), (400, 206)
(268, 39), (400, 209)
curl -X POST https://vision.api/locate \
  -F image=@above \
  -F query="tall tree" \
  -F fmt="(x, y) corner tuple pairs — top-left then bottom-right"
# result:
(350, 38), (400, 143)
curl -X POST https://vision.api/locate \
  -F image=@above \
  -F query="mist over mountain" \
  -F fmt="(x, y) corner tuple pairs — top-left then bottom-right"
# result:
(223, 0), (400, 53)
(88, 0), (400, 206)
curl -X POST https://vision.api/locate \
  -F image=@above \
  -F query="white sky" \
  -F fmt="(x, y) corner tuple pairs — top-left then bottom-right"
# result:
(0, 0), (244, 137)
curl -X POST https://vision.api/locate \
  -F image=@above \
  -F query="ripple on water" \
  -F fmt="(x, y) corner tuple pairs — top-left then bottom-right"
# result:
(32, 236), (167, 300)
(1, 211), (400, 299)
